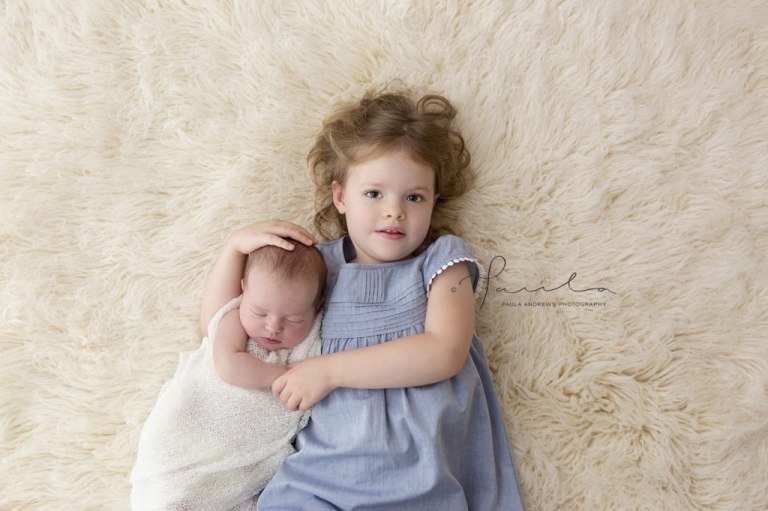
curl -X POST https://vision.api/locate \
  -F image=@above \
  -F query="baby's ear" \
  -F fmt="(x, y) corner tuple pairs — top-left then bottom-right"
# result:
(331, 181), (346, 214)
(241, 278), (245, 291)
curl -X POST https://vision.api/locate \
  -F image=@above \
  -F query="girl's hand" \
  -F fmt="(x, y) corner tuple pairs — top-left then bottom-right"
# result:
(271, 357), (337, 412)
(228, 219), (318, 256)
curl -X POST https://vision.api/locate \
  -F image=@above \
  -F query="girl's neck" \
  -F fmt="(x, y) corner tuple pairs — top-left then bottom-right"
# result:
(342, 236), (416, 265)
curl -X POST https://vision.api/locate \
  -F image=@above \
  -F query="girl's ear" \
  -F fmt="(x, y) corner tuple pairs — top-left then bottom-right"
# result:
(433, 193), (440, 206)
(331, 181), (346, 214)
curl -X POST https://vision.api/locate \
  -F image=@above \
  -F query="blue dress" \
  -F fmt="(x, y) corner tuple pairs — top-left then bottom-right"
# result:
(258, 235), (524, 510)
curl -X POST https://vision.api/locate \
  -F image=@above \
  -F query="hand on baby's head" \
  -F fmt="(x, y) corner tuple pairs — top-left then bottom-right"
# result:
(230, 219), (317, 256)
(240, 241), (326, 352)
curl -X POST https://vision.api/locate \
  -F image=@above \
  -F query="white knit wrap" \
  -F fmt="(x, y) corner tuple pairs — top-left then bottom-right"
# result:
(130, 296), (322, 511)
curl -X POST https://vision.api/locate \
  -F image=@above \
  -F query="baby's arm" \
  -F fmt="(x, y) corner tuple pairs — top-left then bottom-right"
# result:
(212, 309), (287, 389)
(273, 262), (475, 410)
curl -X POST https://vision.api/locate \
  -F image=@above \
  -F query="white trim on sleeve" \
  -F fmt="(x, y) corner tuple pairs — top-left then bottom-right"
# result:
(426, 257), (487, 300)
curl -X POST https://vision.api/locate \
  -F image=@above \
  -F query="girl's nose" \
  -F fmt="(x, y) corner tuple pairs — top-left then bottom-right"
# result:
(385, 201), (405, 220)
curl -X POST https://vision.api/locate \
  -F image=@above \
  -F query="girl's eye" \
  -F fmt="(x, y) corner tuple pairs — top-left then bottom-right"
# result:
(252, 311), (266, 317)
(287, 319), (303, 324)
(365, 190), (382, 199)
(406, 194), (424, 202)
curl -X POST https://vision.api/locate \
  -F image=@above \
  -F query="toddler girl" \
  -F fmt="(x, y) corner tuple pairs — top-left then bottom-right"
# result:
(201, 90), (524, 510)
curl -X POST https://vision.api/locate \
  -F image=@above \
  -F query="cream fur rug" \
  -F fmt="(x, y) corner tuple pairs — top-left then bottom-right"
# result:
(1, 1), (767, 510)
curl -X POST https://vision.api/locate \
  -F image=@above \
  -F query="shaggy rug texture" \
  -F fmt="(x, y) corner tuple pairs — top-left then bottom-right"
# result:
(1, 1), (767, 509)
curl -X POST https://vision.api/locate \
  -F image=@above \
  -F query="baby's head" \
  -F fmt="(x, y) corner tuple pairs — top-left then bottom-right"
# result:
(240, 241), (327, 351)
(309, 88), (474, 250)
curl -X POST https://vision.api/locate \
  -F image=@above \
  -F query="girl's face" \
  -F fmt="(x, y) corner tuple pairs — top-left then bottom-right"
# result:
(240, 266), (320, 351)
(332, 149), (439, 265)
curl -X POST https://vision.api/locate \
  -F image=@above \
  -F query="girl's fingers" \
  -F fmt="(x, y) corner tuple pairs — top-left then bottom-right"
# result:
(236, 220), (317, 254)
(280, 386), (293, 405)
(264, 234), (297, 251)
(267, 219), (318, 246)
(289, 396), (302, 411)
(271, 375), (286, 396)
(284, 392), (300, 411)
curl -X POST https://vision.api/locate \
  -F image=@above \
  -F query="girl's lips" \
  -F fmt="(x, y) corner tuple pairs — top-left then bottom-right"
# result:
(262, 337), (281, 345)
(377, 229), (405, 240)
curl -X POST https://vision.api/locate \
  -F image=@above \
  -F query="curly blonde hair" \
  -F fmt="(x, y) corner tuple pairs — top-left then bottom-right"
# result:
(308, 88), (474, 245)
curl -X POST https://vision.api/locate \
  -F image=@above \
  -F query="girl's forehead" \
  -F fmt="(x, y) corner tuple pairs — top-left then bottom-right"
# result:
(345, 149), (435, 183)
(350, 144), (427, 167)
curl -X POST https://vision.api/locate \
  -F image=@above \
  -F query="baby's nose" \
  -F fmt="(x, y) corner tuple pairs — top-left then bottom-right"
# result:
(266, 319), (283, 333)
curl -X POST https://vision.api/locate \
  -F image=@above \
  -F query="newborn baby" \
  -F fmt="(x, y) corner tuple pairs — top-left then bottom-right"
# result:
(131, 241), (326, 511)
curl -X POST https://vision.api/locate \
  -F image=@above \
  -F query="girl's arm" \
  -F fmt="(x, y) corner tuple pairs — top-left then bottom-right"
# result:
(273, 262), (475, 411)
(212, 310), (286, 388)
(200, 220), (317, 337)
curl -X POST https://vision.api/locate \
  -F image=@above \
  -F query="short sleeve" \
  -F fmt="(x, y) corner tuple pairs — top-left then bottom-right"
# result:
(422, 235), (486, 298)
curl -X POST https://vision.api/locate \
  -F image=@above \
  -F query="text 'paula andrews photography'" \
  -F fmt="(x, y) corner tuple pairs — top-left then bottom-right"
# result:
(476, 255), (617, 311)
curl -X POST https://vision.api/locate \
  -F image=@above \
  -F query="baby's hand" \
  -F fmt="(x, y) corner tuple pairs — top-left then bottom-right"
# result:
(271, 357), (337, 412)
(229, 219), (318, 256)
